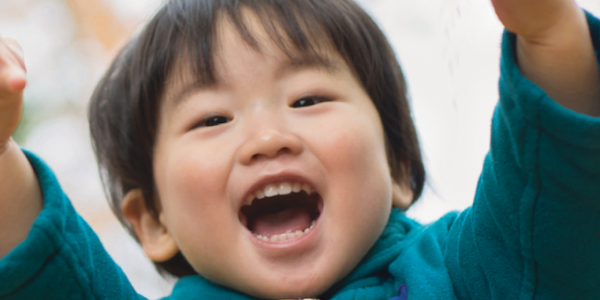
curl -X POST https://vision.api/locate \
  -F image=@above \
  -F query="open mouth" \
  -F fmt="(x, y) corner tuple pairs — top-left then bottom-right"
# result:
(240, 182), (322, 243)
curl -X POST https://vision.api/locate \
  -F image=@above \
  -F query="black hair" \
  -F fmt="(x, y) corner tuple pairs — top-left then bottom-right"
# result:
(89, 0), (425, 277)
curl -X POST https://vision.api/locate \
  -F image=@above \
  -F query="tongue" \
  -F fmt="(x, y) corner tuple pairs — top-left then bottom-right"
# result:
(251, 207), (312, 237)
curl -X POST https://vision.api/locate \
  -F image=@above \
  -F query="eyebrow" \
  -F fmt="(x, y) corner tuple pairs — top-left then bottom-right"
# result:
(167, 55), (341, 110)
(276, 56), (340, 77)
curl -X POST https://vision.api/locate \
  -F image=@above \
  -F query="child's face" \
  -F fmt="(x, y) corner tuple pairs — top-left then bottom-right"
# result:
(152, 16), (395, 298)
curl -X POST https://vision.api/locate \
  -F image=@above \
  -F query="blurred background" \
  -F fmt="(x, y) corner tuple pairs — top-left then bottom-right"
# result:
(1, 0), (599, 298)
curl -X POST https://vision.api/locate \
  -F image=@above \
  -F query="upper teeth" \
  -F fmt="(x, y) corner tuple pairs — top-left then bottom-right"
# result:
(244, 181), (314, 206)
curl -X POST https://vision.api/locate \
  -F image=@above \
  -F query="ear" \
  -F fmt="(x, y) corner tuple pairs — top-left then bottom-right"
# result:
(391, 180), (413, 209)
(121, 189), (179, 262)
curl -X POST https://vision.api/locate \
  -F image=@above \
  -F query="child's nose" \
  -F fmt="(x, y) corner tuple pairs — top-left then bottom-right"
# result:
(237, 128), (303, 165)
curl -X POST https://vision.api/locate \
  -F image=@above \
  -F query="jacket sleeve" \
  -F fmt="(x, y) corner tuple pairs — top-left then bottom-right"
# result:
(0, 151), (144, 300)
(445, 11), (600, 300)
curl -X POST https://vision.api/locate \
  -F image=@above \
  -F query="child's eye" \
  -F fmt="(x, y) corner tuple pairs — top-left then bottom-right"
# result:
(199, 115), (230, 127)
(291, 96), (331, 108)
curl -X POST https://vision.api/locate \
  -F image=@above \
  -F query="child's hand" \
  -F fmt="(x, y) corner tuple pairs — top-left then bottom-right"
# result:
(492, 0), (577, 40)
(0, 37), (39, 260)
(492, 0), (600, 116)
(0, 36), (26, 154)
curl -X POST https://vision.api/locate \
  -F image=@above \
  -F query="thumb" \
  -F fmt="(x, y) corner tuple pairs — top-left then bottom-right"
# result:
(2, 38), (26, 71)
(0, 37), (27, 93)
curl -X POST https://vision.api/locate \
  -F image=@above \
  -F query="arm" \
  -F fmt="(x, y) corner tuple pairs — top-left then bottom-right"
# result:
(0, 37), (42, 259)
(444, 3), (600, 299)
(492, 0), (600, 116)
(0, 38), (142, 299)
(0, 35), (148, 299)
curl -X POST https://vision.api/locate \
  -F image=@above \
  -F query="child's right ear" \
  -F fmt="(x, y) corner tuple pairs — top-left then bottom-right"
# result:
(391, 181), (413, 210)
(121, 189), (179, 263)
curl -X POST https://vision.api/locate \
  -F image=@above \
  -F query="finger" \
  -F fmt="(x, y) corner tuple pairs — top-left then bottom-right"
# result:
(0, 40), (27, 93)
(1, 38), (25, 71)
(0, 66), (26, 93)
(0, 57), (27, 93)
(8, 71), (27, 92)
(0, 67), (26, 94)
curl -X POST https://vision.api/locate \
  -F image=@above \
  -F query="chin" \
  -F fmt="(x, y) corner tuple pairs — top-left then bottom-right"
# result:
(244, 275), (334, 300)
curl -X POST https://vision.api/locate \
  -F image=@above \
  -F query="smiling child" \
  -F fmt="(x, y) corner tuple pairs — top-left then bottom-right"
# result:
(1, 0), (599, 299)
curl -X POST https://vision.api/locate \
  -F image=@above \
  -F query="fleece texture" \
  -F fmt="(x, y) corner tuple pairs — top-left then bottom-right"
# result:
(1, 11), (599, 300)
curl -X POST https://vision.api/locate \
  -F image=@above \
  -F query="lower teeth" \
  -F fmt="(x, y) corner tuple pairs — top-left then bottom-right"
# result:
(254, 220), (316, 242)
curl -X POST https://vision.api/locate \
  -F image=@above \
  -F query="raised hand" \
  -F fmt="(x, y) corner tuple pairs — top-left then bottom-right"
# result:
(0, 37), (41, 260)
(491, 0), (600, 116)
(0, 36), (27, 153)
(492, 0), (580, 39)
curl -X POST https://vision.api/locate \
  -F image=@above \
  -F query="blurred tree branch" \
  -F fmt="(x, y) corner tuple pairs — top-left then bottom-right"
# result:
(64, 0), (128, 52)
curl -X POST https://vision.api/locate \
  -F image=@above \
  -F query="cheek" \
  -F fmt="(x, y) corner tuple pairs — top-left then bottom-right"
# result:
(318, 112), (392, 276)
(154, 143), (235, 251)
(313, 111), (391, 193)
(160, 148), (224, 208)
(311, 108), (392, 233)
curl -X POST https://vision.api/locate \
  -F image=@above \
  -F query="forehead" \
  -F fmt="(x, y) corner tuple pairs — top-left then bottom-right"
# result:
(162, 10), (351, 111)
(216, 13), (340, 75)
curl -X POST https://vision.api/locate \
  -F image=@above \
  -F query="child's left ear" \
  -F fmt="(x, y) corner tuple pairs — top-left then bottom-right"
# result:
(391, 180), (413, 209)
(121, 189), (179, 263)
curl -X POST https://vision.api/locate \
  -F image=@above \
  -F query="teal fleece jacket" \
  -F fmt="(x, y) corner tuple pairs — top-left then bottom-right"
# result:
(1, 12), (599, 300)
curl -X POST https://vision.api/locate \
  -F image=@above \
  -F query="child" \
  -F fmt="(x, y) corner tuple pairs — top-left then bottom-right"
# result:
(1, 0), (599, 299)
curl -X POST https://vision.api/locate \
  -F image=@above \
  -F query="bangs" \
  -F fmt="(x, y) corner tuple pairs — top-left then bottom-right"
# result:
(165, 0), (352, 88)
